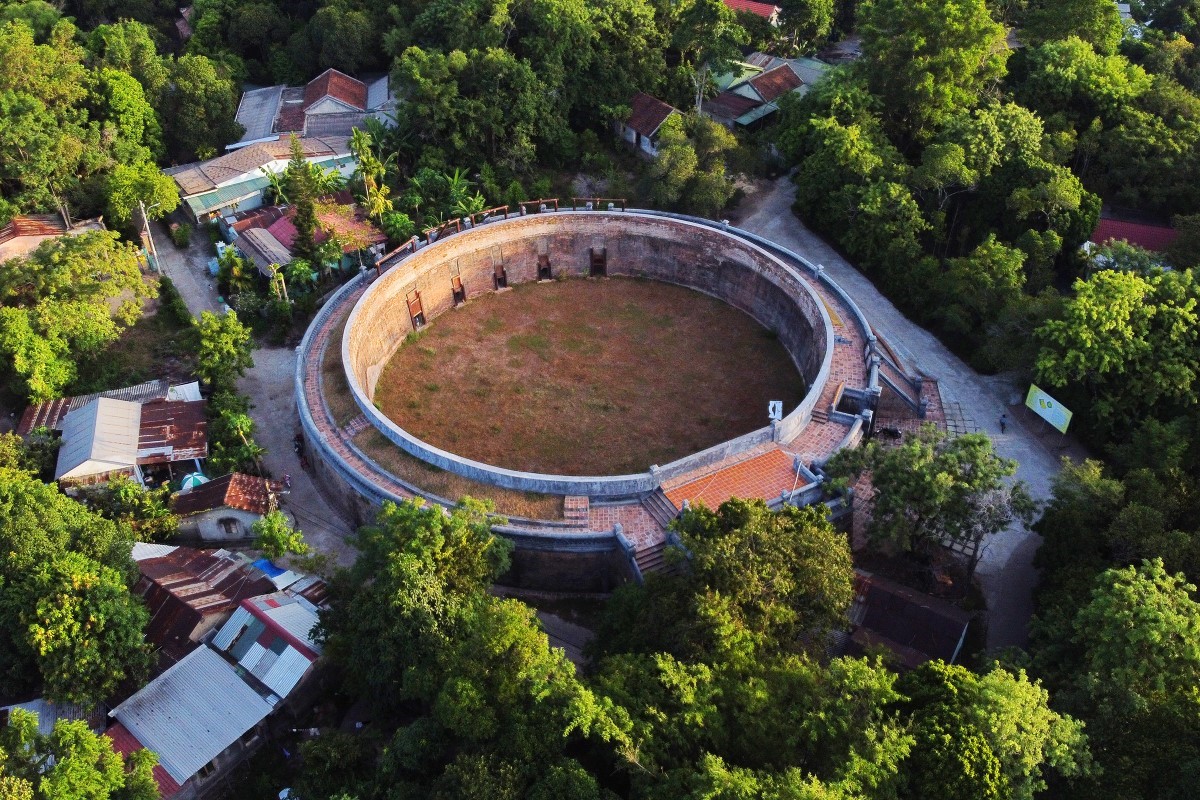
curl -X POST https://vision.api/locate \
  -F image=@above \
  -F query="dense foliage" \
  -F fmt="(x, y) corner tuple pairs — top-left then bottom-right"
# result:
(0, 708), (159, 800)
(0, 467), (150, 707)
(311, 497), (1090, 799)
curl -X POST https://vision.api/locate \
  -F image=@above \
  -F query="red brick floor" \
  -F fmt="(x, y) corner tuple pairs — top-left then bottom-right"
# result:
(588, 504), (667, 549)
(665, 448), (804, 510)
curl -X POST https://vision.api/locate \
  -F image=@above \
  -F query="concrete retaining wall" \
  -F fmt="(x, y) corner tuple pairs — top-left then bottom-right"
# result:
(341, 212), (834, 497)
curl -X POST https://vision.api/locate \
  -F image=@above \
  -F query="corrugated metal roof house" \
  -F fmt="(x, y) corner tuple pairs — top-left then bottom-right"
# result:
(109, 645), (274, 788)
(54, 398), (141, 481)
(211, 592), (323, 700)
(134, 546), (277, 667)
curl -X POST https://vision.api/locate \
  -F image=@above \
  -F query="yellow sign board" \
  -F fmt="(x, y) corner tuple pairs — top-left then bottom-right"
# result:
(1025, 384), (1072, 434)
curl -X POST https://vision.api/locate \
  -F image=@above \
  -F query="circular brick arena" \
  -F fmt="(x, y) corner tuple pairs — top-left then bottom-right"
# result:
(373, 277), (808, 475)
(339, 212), (838, 497)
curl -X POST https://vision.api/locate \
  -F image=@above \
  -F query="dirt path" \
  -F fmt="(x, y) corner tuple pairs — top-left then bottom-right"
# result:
(735, 176), (1077, 650)
(149, 221), (221, 317)
(239, 346), (358, 568)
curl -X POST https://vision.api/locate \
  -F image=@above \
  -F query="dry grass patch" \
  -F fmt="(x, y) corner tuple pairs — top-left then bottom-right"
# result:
(375, 277), (807, 475)
(354, 427), (564, 520)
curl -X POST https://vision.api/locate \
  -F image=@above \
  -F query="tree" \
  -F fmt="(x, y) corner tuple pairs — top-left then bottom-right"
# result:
(778, 0), (835, 51)
(252, 510), (308, 559)
(193, 309), (255, 390)
(647, 113), (738, 215)
(858, 0), (1009, 141)
(104, 162), (179, 227)
(673, 0), (749, 111)
(898, 662), (1092, 800)
(83, 475), (179, 543)
(1034, 268), (1200, 431)
(22, 551), (152, 706)
(0, 231), (151, 401)
(594, 498), (855, 661)
(0, 708), (160, 800)
(285, 134), (318, 262)
(1071, 559), (1200, 716)
(826, 425), (1035, 580)
(0, 468), (137, 698)
(1021, 0), (1124, 55)
(160, 54), (243, 161)
(0, 19), (93, 224)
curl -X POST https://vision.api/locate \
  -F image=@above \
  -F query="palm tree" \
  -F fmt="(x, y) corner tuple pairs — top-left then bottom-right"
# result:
(364, 182), (394, 225)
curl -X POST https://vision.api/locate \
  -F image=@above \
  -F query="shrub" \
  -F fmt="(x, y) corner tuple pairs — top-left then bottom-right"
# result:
(169, 222), (192, 248)
(157, 277), (193, 325)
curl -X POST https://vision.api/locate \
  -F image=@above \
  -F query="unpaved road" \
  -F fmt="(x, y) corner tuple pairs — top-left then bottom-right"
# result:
(736, 176), (1079, 650)
(239, 346), (357, 568)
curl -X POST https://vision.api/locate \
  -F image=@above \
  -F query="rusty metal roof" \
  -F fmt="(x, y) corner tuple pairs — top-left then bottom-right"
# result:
(18, 379), (169, 435)
(137, 400), (208, 465)
(135, 547), (276, 661)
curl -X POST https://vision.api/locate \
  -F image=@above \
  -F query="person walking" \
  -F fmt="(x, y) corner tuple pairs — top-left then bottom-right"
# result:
(999, 413), (1008, 434)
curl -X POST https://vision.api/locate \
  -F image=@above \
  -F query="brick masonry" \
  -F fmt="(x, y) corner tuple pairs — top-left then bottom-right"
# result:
(297, 210), (935, 588)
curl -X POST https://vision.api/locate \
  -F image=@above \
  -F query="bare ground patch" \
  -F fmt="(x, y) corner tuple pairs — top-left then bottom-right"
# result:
(320, 303), (563, 519)
(375, 277), (807, 475)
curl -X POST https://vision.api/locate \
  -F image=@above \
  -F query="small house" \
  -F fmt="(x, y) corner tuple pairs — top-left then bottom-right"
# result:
(617, 93), (681, 158)
(171, 472), (280, 541)
(108, 645), (275, 800)
(845, 570), (973, 670)
(132, 544), (277, 667)
(211, 592), (324, 702)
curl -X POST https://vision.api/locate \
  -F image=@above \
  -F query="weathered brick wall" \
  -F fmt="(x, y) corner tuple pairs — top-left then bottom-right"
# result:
(341, 212), (834, 494)
(346, 212), (829, 419)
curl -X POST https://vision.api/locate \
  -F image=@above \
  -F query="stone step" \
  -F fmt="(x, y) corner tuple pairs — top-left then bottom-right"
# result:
(640, 488), (678, 529)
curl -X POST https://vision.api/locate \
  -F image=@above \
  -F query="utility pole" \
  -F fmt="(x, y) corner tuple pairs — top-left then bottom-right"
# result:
(138, 200), (162, 272)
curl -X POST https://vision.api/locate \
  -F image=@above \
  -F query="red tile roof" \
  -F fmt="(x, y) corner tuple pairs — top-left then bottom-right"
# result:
(723, 0), (779, 19)
(106, 722), (183, 799)
(137, 400), (208, 465)
(749, 64), (803, 103)
(303, 68), (367, 112)
(1089, 217), (1178, 253)
(171, 473), (279, 517)
(705, 91), (763, 121)
(626, 92), (678, 138)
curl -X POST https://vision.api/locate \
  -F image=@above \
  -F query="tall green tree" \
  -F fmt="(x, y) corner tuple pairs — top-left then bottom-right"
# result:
(898, 661), (1091, 800)
(594, 498), (855, 661)
(285, 134), (318, 261)
(858, 0), (1009, 141)
(193, 309), (255, 390)
(1034, 267), (1200, 432)
(160, 54), (243, 161)
(22, 551), (152, 706)
(0, 468), (140, 701)
(0, 231), (151, 401)
(826, 425), (1035, 579)
(0, 708), (160, 800)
